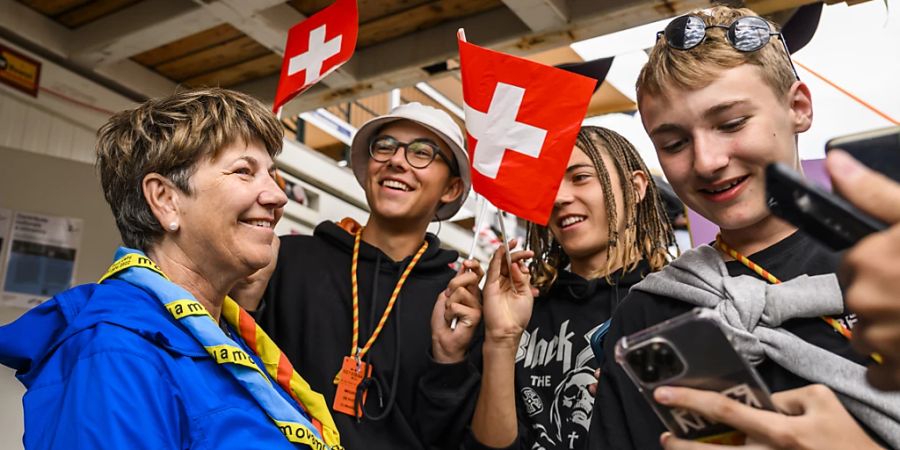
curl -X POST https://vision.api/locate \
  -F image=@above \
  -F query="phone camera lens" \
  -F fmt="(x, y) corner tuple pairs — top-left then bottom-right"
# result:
(658, 346), (674, 365)
(643, 364), (659, 383)
(629, 340), (684, 384)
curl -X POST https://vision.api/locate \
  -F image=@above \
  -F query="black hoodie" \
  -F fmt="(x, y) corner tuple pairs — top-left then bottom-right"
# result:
(466, 261), (650, 450)
(257, 221), (480, 450)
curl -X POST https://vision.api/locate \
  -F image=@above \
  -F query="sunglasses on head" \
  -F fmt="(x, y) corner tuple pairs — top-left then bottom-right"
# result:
(659, 14), (800, 80)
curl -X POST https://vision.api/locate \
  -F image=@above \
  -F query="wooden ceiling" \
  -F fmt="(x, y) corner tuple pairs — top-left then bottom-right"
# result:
(132, 24), (281, 88)
(291, 0), (504, 48)
(18, 0), (505, 91)
(18, 0), (140, 28)
(9, 0), (849, 119)
(12, 0), (861, 161)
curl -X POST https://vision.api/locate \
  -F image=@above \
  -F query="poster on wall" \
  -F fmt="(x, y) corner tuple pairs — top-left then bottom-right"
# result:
(0, 208), (12, 290)
(1, 211), (83, 309)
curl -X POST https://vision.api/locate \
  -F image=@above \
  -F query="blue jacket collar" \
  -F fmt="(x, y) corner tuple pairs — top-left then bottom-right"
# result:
(0, 277), (208, 387)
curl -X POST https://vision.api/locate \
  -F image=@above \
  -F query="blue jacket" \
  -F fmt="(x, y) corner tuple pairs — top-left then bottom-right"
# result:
(0, 279), (315, 449)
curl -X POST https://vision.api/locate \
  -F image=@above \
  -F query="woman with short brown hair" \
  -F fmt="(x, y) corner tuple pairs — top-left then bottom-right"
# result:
(0, 88), (341, 450)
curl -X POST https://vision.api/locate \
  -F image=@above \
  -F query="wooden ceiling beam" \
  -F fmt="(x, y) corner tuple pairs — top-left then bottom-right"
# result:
(501, 0), (568, 32)
(0, 0), (71, 57)
(0, 0), (176, 98)
(155, 36), (270, 81)
(290, 0), (432, 25)
(131, 24), (244, 67)
(69, 0), (224, 67)
(19, 0), (91, 17)
(56, 0), (139, 28)
(190, 0), (290, 54)
(184, 53), (282, 88)
(93, 58), (179, 98)
(356, 0), (504, 48)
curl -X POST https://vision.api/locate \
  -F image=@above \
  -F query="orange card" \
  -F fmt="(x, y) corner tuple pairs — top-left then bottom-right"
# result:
(332, 356), (371, 417)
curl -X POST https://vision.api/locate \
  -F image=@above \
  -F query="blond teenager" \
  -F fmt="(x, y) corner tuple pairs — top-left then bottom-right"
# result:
(590, 6), (900, 449)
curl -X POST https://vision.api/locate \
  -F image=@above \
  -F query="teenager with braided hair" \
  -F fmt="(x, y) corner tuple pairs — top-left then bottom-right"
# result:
(529, 126), (674, 293)
(460, 125), (676, 450)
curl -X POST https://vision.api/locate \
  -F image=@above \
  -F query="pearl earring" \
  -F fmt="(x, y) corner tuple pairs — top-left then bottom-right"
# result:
(168, 222), (179, 231)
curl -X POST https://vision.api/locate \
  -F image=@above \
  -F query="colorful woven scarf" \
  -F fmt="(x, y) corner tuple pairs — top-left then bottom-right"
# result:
(99, 247), (342, 449)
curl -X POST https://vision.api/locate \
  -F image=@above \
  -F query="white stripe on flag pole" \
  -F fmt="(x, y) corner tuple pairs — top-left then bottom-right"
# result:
(466, 195), (488, 260)
(451, 194), (488, 330)
(496, 209), (519, 296)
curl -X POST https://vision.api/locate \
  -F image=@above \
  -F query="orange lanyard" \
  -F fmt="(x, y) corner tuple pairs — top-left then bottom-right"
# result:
(350, 228), (428, 361)
(715, 235), (882, 364)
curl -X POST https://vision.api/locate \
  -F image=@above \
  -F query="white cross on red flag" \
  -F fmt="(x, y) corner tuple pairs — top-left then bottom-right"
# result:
(458, 31), (596, 225)
(273, 0), (358, 112)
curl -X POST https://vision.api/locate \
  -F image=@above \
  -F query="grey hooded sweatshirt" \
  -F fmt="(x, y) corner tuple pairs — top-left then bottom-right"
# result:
(634, 244), (900, 448)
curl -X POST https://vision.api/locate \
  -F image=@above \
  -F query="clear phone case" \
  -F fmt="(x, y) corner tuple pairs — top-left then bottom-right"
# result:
(615, 308), (776, 444)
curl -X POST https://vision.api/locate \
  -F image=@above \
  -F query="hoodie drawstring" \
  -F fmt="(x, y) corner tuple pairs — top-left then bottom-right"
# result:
(356, 253), (404, 422)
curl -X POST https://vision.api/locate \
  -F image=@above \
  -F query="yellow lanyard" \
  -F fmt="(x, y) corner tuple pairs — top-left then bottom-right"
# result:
(350, 228), (428, 361)
(99, 253), (342, 448)
(715, 235), (882, 364)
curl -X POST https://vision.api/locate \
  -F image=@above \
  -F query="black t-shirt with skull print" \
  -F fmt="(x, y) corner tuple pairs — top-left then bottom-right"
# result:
(466, 262), (649, 450)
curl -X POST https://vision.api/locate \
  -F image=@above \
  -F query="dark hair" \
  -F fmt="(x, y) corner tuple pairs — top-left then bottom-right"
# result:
(527, 126), (676, 293)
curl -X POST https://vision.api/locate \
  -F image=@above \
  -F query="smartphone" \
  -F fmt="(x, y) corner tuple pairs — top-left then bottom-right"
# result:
(615, 308), (776, 445)
(826, 125), (900, 184)
(766, 162), (886, 250)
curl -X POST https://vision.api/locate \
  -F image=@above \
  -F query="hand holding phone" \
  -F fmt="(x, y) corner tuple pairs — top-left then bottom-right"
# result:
(616, 308), (775, 445)
(826, 125), (900, 184)
(764, 126), (898, 250)
(654, 384), (880, 450)
(766, 162), (886, 250)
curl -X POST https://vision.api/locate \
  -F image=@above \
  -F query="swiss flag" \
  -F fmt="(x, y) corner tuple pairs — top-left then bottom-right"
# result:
(273, 0), (358, 111)
(458, 31), (596, 225)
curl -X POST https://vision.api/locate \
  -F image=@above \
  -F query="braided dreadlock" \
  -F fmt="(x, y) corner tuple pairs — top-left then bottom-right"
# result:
(527, 126), (677, 294)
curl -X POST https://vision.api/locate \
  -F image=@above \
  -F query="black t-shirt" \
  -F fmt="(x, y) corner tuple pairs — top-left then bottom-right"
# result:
(589, 231), (867, 450)
(466, 262), (649, 450)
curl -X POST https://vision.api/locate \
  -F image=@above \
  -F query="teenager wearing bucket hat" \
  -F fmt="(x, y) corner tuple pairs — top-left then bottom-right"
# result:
(232, 102), (484, 449)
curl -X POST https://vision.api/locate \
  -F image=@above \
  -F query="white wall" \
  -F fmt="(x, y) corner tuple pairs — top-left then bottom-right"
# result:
(0, 307), (26, 449)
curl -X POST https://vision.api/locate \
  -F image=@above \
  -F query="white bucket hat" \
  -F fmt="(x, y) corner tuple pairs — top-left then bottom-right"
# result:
(350, 102), (471, 221)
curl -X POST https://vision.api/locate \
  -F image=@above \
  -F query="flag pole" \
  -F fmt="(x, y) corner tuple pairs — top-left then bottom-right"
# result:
(449, 25), (470, 331)
(450, 194), (487, 330)
(496, 209), (519, 296)
(466, 195), (487, 259)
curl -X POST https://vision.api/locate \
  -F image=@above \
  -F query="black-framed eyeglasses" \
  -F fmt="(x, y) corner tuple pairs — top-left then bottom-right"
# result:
(658, 14), (800, 80)
(369, 135), (457, 173)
